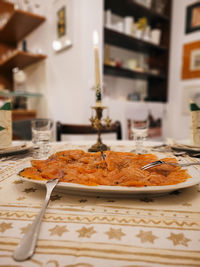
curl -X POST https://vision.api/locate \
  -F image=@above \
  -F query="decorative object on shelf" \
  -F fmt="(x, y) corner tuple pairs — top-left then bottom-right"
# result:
(13, 67), (27, 91)
(104, 45), (110, 65)
(127, 59), (138, 70)
(0, 101), (12, 149)
(150, 28), (161, 44)
(134, 0), (152, 8)
(136, 17), (147, 30)
(13, 96), (27, 109)
(135, 17), (148, 39)
(190, 101), (200, 146)
(145, 0), (152, 8)
(115, 59), (123, 68)
(89, 31), (111, 152)
(116, 21), (123, 32)
(185, 2), (200, 34)
(22, 40), (27, 52)
(105, 9), (112, 29)
(143, 25), (151, 41)
(181, 85), (200, 115)
(124, 16), (134, 35)
(52, 0), (73, 53)
(150, 68), (160, 75)
(152, 0), (166, 14)
(182, 41), (200, 80)
(12, 67), (27, 109)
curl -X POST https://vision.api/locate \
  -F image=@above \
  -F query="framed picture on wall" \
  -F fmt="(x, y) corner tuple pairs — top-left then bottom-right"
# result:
(52, 0), (73, 53)
(182, 41), (200, 79)
(185, 2), (200, 34)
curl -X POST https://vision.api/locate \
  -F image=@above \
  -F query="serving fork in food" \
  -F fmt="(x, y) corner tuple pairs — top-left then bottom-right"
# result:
(100, 145), (106, 161)
(13, 178), (59, 261)
(141, 160), (200, 170)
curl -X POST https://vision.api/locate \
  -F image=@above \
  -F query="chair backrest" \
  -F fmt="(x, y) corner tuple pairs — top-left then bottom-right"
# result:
(56, 121), (122, 141)
(12, 120), (32, 140)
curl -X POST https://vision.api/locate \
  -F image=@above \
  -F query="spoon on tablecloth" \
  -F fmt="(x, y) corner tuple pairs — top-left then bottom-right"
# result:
(13, 178), (59, 261)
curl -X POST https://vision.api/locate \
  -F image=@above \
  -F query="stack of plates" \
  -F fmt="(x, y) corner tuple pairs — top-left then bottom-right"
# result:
(0, 143), (33, 156)
(171, 143), (200, 157)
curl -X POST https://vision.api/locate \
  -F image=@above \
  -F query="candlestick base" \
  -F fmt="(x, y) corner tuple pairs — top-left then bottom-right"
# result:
(88, 102), (111, 152)
(88, 141), (110, 152)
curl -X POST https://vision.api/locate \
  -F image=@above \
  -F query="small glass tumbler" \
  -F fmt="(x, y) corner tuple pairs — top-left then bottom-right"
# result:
(131, 119), (149, 154)
(31, 118), (53, 158)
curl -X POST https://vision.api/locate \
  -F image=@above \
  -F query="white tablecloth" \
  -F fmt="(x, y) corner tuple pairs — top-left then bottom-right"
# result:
(0, 141), (200, 267)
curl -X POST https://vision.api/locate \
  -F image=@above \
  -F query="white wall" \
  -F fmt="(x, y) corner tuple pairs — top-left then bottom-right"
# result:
(166, 0), (200, 140)
(24, 0), (103, 125)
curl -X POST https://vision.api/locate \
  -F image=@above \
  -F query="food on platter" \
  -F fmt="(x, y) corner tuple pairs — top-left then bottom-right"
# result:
(19, 150), (191, 187)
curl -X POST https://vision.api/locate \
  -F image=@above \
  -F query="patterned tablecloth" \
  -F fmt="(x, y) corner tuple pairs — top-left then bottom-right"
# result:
(0, 141), (200, 267)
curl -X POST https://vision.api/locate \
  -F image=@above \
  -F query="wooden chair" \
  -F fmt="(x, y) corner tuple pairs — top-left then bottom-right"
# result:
(56, 121), (122, 141)
(12, 119), (32, 140)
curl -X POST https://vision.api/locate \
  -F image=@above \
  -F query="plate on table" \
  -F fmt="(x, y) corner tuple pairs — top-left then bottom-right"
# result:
(0, 142), (33, 156)
(18, 162), (200, 197)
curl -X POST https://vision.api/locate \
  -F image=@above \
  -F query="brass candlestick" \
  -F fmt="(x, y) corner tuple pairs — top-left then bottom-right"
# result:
(88, 86), (111, 152)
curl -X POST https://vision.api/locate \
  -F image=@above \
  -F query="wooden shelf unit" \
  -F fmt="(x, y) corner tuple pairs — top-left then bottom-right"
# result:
(103, 0), (171, 102)
(105, 0), (170, 25)
(12, 109), (36, 121)
(104, 64), (166, 80)
(0, 50), (46, 70)
(0, 8), (46, 44)
(104, 28), (167, 54)
(0, 0), (46, 93)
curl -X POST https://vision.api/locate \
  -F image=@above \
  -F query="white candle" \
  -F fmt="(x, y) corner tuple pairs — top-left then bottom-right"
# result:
(93, 30), (101, 89)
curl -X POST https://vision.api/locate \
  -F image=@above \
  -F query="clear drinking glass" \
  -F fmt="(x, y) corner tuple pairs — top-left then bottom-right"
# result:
(131, 118), (149, 154)
(31, 119), (53, 158)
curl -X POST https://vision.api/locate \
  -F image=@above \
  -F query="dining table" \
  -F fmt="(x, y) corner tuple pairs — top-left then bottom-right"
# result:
(0, 140), (200, 267)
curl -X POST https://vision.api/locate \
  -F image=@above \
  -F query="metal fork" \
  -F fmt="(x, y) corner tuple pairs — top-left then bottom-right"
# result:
(13, 178), (59, 261)
(100, 145), (106, 161)
(141, 160), (200, 170)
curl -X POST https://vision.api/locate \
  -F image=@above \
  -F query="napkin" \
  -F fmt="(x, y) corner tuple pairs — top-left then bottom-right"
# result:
(190, 101), (200, 147)
(166, 138), (200, 157)
(0, 102), (12, 149)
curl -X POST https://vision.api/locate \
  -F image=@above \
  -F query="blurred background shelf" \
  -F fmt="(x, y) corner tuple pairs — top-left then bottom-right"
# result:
(12, 109), (36, 121)
(104, 64), (166, 80)
(0, 1), (46, 44)
(0, 0), (47, 91)
(0, 51), (46, 70)
(0, 90), (43, 98)
(104, 28), (168, 53)
(103, 0), (171, 103)
(105, 0), (170, 25)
